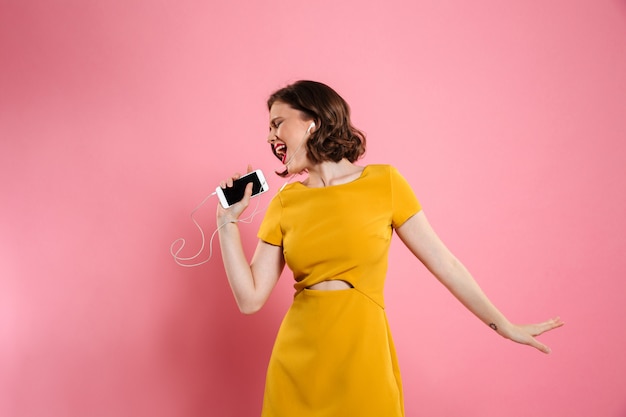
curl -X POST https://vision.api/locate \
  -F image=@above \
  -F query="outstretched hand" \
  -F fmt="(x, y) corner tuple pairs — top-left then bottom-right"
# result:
(501, 317), (564, 354)
(216, 165), (255, 224)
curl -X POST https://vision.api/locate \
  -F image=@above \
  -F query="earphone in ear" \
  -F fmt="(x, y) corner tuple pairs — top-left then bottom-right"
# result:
(283, 121), (316, 169)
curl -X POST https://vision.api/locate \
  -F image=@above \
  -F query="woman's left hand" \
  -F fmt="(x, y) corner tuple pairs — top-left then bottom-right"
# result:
(500, 317), (565, 354)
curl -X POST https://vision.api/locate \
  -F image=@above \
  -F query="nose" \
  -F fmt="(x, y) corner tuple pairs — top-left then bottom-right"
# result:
(267, 133), (276, 143)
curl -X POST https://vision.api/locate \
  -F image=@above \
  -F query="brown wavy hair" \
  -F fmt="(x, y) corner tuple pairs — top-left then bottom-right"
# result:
(267, 80), (366, 177)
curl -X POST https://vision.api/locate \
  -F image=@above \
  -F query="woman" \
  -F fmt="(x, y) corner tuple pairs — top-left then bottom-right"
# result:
(217, 80), (563, 416)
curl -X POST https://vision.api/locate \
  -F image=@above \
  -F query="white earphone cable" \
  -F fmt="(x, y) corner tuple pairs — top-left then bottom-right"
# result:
(172, 127), (309, 268)
(169, 191), (265, 268)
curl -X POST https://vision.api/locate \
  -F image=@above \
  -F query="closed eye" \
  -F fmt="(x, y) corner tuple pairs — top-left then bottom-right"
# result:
(270, 119), (283, 130)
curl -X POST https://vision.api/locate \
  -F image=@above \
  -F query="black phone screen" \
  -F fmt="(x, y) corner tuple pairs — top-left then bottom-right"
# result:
(222, 173), (263, 206)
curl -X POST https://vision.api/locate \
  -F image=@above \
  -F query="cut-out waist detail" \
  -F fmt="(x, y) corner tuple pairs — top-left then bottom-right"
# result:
(306, 280), (353, 291)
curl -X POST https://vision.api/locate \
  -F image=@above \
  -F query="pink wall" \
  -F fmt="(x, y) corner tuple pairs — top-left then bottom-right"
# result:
(1, 1), (625, 416)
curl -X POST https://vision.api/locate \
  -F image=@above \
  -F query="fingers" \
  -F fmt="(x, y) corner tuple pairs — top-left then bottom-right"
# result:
(219, 167), (252, 188)
(509, 316), (564, 354)
(507, 327), (552, 354)
(219, 173), (238, 189)
(217, 168), (254, 215)
(527, 336), (552, 354)
(240, 182), (254, 205)
(532, 316), (565, 337)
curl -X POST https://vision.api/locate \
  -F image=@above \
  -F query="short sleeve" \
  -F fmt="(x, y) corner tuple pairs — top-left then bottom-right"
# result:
(257, 193), (283, 246)
(390, 166), (422, 228)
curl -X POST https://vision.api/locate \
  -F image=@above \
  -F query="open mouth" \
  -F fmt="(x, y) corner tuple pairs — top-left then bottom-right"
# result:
(272, 143), (287, 164)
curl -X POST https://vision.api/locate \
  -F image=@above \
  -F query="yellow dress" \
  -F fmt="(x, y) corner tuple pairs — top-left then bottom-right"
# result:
(257, 164), (421, 417)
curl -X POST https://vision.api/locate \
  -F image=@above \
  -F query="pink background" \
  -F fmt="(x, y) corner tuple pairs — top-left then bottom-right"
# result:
(2, 1), (625, 416)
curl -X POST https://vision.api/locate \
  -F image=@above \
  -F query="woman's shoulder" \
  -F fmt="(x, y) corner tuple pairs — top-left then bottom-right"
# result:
(363, 164), (401, 176)
(363, 164), (414, 190)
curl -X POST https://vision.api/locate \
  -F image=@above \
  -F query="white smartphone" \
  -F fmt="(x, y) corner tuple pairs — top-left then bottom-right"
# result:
(216, 169), (269, 208)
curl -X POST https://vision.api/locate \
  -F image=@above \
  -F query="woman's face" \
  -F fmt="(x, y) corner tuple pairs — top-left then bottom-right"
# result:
(267, 101), (314, 172)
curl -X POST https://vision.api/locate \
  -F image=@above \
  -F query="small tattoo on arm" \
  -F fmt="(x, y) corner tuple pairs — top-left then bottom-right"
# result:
(489, 323), (498, 331)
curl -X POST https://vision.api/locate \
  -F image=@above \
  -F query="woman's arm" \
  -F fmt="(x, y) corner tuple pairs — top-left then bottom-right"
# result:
(395, 211), (563, 353)
(217, 173), (285, 314)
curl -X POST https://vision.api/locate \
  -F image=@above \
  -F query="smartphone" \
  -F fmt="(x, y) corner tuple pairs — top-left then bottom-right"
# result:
(216, 169), (269, 208)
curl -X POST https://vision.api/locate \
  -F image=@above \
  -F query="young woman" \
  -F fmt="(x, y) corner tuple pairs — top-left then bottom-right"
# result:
(217, 80), (563, 417)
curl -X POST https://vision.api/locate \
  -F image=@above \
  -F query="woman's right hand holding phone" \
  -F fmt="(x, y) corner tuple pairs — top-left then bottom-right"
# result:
(216, 166), (254, 225)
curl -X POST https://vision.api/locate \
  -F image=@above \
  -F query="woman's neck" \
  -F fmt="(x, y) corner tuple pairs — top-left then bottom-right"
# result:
(303, 159), (364, 188)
